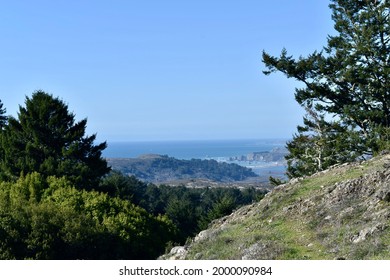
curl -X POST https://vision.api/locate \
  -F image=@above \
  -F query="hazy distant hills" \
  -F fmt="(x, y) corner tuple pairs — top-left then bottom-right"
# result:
(107, 154), (259, 183)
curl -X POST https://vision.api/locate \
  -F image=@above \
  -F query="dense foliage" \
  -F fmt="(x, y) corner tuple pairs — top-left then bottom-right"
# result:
(0, 91), (110, 189)
(101, 171), (266, 244)
(0, 92), (266, 259)
(107, 155), (258, 183)
(263, 0), (390, 178)
(0, 169), (265, 259)
(0, 100), (7, 129)
(0, 173), (175, 259)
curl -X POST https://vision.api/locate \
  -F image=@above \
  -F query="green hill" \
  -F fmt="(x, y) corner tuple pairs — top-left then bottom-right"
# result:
(107, 154), (258, 183)
(161, 153), (390, 260)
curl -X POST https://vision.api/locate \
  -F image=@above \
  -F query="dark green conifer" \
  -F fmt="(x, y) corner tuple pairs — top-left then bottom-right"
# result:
(263, 0), (389, 177)
(0, 91), (110, 189)
(0, 100), (7, 129)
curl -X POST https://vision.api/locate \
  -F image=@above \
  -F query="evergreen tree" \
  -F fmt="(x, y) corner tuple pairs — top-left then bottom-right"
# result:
(0, 91), (110, 189)
(0, 100), (7, 170)
(263, 0), (389, 177)
(0, 100), (7, 129)
(285, 107), (363, 178)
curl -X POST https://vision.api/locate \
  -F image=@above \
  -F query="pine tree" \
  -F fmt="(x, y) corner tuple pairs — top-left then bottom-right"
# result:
(285, 107), (363, 178)
(0, 91), (110, 189)
(0, 100), (7, 129)
(263, 0), (389, 177)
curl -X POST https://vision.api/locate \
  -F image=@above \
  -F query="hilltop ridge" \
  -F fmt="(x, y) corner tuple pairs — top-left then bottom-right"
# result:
(161, 153), (390, 260)
(107, 155), (259, 184)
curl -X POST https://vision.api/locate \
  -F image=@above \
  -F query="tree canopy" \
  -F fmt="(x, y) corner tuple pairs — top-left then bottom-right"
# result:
(0, 100), (6, 129)
(0, 92), (267, 259)
(263, 0), (389, 178)
(0, 173), (175, 259)
(0, 91), (110, 189)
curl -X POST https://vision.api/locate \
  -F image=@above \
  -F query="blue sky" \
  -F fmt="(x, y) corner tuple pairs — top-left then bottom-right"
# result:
(0, 0), (334, 142)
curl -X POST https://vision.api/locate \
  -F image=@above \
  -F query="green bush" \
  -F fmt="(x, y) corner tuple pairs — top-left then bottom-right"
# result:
(0, 174), (176, 259)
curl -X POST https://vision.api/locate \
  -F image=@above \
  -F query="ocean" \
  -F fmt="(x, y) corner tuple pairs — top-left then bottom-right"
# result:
(103, 139), (288, 178)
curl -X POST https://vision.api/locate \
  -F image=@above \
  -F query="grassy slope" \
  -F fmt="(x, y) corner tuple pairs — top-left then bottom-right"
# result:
(183, 154), (390, 260)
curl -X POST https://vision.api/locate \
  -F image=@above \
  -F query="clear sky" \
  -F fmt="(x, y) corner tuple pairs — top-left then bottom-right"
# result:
(0, 0), (334, 142)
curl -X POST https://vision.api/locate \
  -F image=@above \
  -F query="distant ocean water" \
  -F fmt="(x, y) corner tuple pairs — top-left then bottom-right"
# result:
(103, 139), (288, 178)
(103, 139), (287, 159)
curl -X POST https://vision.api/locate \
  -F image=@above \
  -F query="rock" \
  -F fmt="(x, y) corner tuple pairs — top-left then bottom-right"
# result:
(376, 183), (390, 202)
(194, 229), (218, 242)
(241, 243), (267, 260)
(170, 246), (187, 255)
(350, 223), (387, 243)
(194, 253), (203, 260)
(158, 246), (188, 260)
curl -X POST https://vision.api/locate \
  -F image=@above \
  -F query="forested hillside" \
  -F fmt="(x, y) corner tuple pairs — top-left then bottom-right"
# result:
(107, 154), (258, 183)
(0, 91), (265, 259)
(0, 173), (175, 259)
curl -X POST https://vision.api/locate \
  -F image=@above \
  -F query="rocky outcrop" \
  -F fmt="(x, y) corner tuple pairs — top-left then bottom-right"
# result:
(229, 147), (288, 162)
(160, 154), (390, 260)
